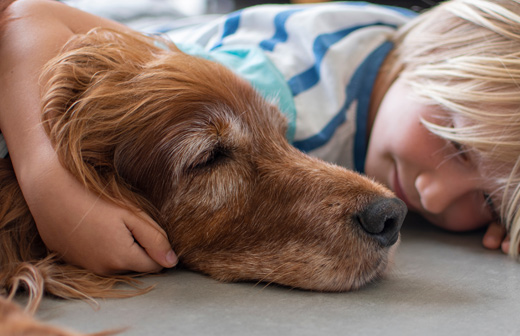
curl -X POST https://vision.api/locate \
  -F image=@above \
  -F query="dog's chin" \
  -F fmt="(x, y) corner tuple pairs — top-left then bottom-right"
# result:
(383, 236), (400, 274)
(296, 243), (399, 292)
(177, 232), (398, 293)
(298, 244), (398, 292)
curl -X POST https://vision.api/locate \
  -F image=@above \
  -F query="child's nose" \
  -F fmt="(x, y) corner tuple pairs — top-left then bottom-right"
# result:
(415, 170), (480, 215)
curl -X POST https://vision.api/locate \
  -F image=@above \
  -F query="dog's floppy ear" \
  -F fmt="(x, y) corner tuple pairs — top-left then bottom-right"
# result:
(40, 27), (255, 213)
(39, 28), (179, 217)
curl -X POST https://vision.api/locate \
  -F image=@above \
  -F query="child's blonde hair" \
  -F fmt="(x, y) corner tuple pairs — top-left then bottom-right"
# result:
(385, 0), (520, 257)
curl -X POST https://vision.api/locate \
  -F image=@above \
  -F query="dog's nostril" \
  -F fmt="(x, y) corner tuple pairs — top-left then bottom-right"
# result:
(354, 197), (407, 247)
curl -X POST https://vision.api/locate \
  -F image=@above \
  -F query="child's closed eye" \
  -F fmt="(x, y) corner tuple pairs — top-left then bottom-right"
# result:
(450, 140), (470, 163)
(483, 192), (499, 221)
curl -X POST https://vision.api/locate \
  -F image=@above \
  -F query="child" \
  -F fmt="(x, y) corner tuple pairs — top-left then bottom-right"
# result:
(0, 0), (517, 278)
(164, 0), (517, 254)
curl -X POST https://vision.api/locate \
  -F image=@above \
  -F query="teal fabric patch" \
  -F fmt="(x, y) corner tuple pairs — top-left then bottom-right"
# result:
(176, 43), (297, 142)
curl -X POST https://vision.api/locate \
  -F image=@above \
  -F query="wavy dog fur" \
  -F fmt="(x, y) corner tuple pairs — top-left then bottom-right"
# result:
(0, 27), (405, 313)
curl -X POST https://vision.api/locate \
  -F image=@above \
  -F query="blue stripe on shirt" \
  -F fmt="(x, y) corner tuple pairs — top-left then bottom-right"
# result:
(259, 9), (302, 52)
(288, 22), (397, 97)
(353, 41), (394, 173)
(211, 10), (242, 50)
(293, 41), (394, 173)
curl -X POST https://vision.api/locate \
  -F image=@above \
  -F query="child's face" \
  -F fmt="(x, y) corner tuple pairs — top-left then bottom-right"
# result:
(365, 76), (495, 231)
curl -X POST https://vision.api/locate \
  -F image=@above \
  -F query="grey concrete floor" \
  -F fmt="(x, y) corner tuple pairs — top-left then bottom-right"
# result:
(30, 214), (520, 335)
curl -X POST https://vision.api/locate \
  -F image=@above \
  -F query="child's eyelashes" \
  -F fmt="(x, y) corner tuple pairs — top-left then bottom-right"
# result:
(483, 192), (499, 220)
(450, 140), (470, 162)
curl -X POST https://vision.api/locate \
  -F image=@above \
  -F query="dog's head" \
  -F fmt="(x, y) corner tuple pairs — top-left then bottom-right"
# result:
(41, 28), (406, 291)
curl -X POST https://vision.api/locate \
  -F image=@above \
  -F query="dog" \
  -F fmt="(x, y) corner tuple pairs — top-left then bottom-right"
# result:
(0, 296), (120, 335)
(0, 27), (406, 332)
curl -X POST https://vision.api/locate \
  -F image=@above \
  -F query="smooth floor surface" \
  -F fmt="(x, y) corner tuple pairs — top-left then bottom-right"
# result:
(22, 214), (520, 335)
(12, 2), (518, 335)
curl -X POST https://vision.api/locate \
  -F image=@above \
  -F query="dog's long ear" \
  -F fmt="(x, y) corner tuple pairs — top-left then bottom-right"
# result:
(39, 28), (181, 217)
(40, 28), (254, 213)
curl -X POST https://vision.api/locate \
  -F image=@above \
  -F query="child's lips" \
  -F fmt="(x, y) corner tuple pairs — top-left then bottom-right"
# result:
(393, 170), (417, 212)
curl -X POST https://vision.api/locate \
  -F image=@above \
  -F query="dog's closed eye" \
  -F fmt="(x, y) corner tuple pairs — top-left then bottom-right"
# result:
(190, 145), (231, 171)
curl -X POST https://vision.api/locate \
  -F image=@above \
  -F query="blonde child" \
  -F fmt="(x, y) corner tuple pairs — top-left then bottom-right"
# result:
(373, 0), (520, 254)
(0, 0), (518, 278)
(166, 0), (518, 255)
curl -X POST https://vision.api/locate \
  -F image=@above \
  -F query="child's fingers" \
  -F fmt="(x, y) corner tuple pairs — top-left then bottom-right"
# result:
(482, 221), (507, 250)
(57, 213), (165, 275)
(123, 243), (164, 274)
(501, 236), (511, 255)
(124, 212), (178, 270)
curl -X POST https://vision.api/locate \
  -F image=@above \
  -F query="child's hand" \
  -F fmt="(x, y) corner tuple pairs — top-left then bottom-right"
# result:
(0, 0), (178, 275)
(482, 221), (510, 254)
(22, 159), (177, 275)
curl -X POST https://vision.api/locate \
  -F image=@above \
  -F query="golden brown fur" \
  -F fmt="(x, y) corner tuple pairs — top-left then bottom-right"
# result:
(0, 296), (119, 335)
(0, 26), (406, 333)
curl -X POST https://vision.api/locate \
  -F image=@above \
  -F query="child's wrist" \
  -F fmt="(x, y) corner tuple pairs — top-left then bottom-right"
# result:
(14, 150), (65, 199)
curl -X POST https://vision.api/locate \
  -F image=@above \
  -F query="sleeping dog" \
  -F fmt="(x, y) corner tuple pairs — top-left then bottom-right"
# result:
(0, 28), (406, 312)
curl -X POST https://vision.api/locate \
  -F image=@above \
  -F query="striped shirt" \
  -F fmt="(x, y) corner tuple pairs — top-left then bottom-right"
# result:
(165, 2), (415, 172)
(0, 2), (415, 168)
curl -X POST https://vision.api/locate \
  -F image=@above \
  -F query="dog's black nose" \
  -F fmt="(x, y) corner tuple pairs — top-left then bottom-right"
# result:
(355, 197), (407, 247)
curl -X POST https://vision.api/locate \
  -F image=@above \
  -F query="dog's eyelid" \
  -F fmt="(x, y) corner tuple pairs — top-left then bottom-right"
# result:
(189, 143), (232, 172)
(206, 145), (230, 164)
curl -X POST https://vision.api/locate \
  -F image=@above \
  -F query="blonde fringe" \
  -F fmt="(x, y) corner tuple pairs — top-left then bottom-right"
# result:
(504, 160), (520, 257)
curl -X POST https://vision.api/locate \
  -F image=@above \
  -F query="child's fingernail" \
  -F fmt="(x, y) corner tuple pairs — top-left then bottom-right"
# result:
(502, 241), (510, 254)
(484, 236), (499, 249)
(166, 250), (178, 267)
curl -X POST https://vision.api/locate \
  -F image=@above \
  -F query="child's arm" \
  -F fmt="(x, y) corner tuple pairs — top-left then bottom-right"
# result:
(0, 0), (177, 274)
(21, 159), (177, 274)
